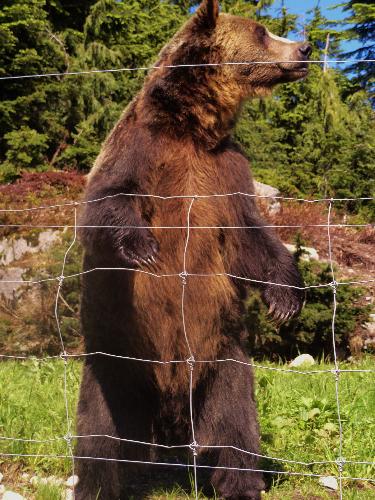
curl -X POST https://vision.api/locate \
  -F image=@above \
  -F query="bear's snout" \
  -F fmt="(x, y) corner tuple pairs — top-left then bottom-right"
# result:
(298, 43), (312, 59)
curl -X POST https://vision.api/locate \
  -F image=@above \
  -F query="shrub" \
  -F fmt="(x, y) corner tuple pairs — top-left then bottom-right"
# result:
(244, 239), (371, 360)
(2, 126), (49, 180)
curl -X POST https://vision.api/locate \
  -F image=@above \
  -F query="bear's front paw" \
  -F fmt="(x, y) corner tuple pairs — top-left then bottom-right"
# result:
(115, 227), (159, 271)
(263, 282), (304, 325)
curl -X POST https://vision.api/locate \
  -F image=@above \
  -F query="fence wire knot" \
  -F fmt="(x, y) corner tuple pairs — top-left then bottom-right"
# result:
(179, 271), (188, 285)
(330, 280), (338, 292)
(331, 368), (340, 381)
(336, 457), (346, 472)
(60, 351), (68, 362)
(57, 274), (65, 285)
(187, 356), (196, 371)
(64, 433), (73, 445)
(189, 440), (199, 457)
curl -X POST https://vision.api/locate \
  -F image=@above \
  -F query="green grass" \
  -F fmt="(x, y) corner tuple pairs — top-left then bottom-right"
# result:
(0, 357), (374, 499)
(34, 482), (64, 500)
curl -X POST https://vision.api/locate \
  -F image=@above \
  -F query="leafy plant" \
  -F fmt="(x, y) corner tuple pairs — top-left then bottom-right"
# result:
(244, 235), (371, 360)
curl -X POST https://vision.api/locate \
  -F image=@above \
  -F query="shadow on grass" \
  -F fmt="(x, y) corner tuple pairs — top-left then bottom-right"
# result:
(259, 456), (287, 492)
(122, 452), (286, 499)
(123, 461), (206, 499)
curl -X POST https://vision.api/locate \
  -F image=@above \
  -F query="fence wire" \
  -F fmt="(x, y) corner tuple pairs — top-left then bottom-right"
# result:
(54, 208), (78, 497)
(0, 59), (374, 81)
(0, 190), (374, 499)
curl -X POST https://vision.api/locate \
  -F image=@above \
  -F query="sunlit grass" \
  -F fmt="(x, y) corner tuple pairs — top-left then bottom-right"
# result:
(0, 356), (374, 498)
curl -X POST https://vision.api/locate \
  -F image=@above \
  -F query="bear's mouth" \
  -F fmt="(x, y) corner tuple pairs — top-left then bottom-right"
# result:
(277, 61), (309, 76)
(275, 62), (309, 81)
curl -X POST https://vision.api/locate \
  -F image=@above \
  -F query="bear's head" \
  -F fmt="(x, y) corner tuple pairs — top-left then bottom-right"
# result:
(156, 0), (311, 97)
(144, 0), (312, 144)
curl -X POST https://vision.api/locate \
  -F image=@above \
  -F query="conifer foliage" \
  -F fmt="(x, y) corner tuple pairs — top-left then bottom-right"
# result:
(342, 0), (375, 98)
(0, 0), (374, 218)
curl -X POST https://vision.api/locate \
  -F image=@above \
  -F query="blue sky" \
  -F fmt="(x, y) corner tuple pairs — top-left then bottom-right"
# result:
(272, 0), (346, 20)
(271, 1), (359, 54)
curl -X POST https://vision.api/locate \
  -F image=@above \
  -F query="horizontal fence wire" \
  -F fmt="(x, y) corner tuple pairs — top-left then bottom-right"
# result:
(0, 58), (374, 81)
(1, 436), (375, 468)
(0, 452), (374, 484)
(0, 352), (374, 374)
(1, 268), (374, 288)
(1, 191), (374, 213)
(1, 223), (374, 229)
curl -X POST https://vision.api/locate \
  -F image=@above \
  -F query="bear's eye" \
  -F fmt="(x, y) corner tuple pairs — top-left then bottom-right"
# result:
(255, 25), (267, 40)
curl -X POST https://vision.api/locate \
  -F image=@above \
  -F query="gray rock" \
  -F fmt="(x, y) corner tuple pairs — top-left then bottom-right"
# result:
(65, 490), (75, 500)
(2, 492), (26, 500)
(0, 230), (61, 266)
(289, 354), (315, 368)
(285, 243), (319, 261)
(29, 476), (37, 486)
(29, 475), (63, 487)
(47, 476), (64, 486)
(65, 475), (79, 488)
(0, 230), (61, 300)
(318, 476), (338, 491)
(0, 267), (27, 300)
(254, 181), (281, 214)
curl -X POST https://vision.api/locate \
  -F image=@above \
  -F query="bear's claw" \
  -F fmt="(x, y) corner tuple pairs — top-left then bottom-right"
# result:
(264, 285), (304, 325)
(116, 227), (160, 272)
(268, 303), (301, 325)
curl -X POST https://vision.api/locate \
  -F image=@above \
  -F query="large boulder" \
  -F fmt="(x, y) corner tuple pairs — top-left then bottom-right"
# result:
(254, 180), (281, 214)
(285, 243), (320, 262)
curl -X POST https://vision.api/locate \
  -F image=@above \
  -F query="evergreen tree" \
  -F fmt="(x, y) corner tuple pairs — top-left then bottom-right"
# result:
(55, 0), (186, 170)
(235, 6), (375, 218)
(0, 0), (68, 180)
(0, 0), (186, 177)
(0, 0), (374, 221)
(341, 0), (375, 99)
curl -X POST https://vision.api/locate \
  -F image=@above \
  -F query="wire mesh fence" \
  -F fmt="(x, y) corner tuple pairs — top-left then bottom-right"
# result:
(0, 44), (374, 499)
(0, 191), (374, 500)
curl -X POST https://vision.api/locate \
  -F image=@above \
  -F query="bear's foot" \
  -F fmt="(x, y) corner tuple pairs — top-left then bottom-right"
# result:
(214, 473), (265, 500)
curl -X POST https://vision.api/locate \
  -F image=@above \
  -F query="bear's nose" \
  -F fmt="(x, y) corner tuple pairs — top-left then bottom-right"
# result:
(299, 43), (312, 58)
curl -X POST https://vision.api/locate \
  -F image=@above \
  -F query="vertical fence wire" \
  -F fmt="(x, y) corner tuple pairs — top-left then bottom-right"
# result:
(327, 200), (345, 499)
(181, 196), (199, 499)
(54, 207), (78, 495)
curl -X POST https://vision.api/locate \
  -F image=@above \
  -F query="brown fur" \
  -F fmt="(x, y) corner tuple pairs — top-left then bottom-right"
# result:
(76, 2), (310, 498)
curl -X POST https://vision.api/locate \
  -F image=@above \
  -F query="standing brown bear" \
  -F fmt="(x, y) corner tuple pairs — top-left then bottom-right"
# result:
(76, 1), (310, 498)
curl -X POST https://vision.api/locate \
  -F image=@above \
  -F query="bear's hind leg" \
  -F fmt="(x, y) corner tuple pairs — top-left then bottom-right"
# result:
(195, 344), (265, 500)
(75, 358), (155, 500)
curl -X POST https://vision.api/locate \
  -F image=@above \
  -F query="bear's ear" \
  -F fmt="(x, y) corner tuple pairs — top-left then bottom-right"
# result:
(195, 0), (219, 30)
